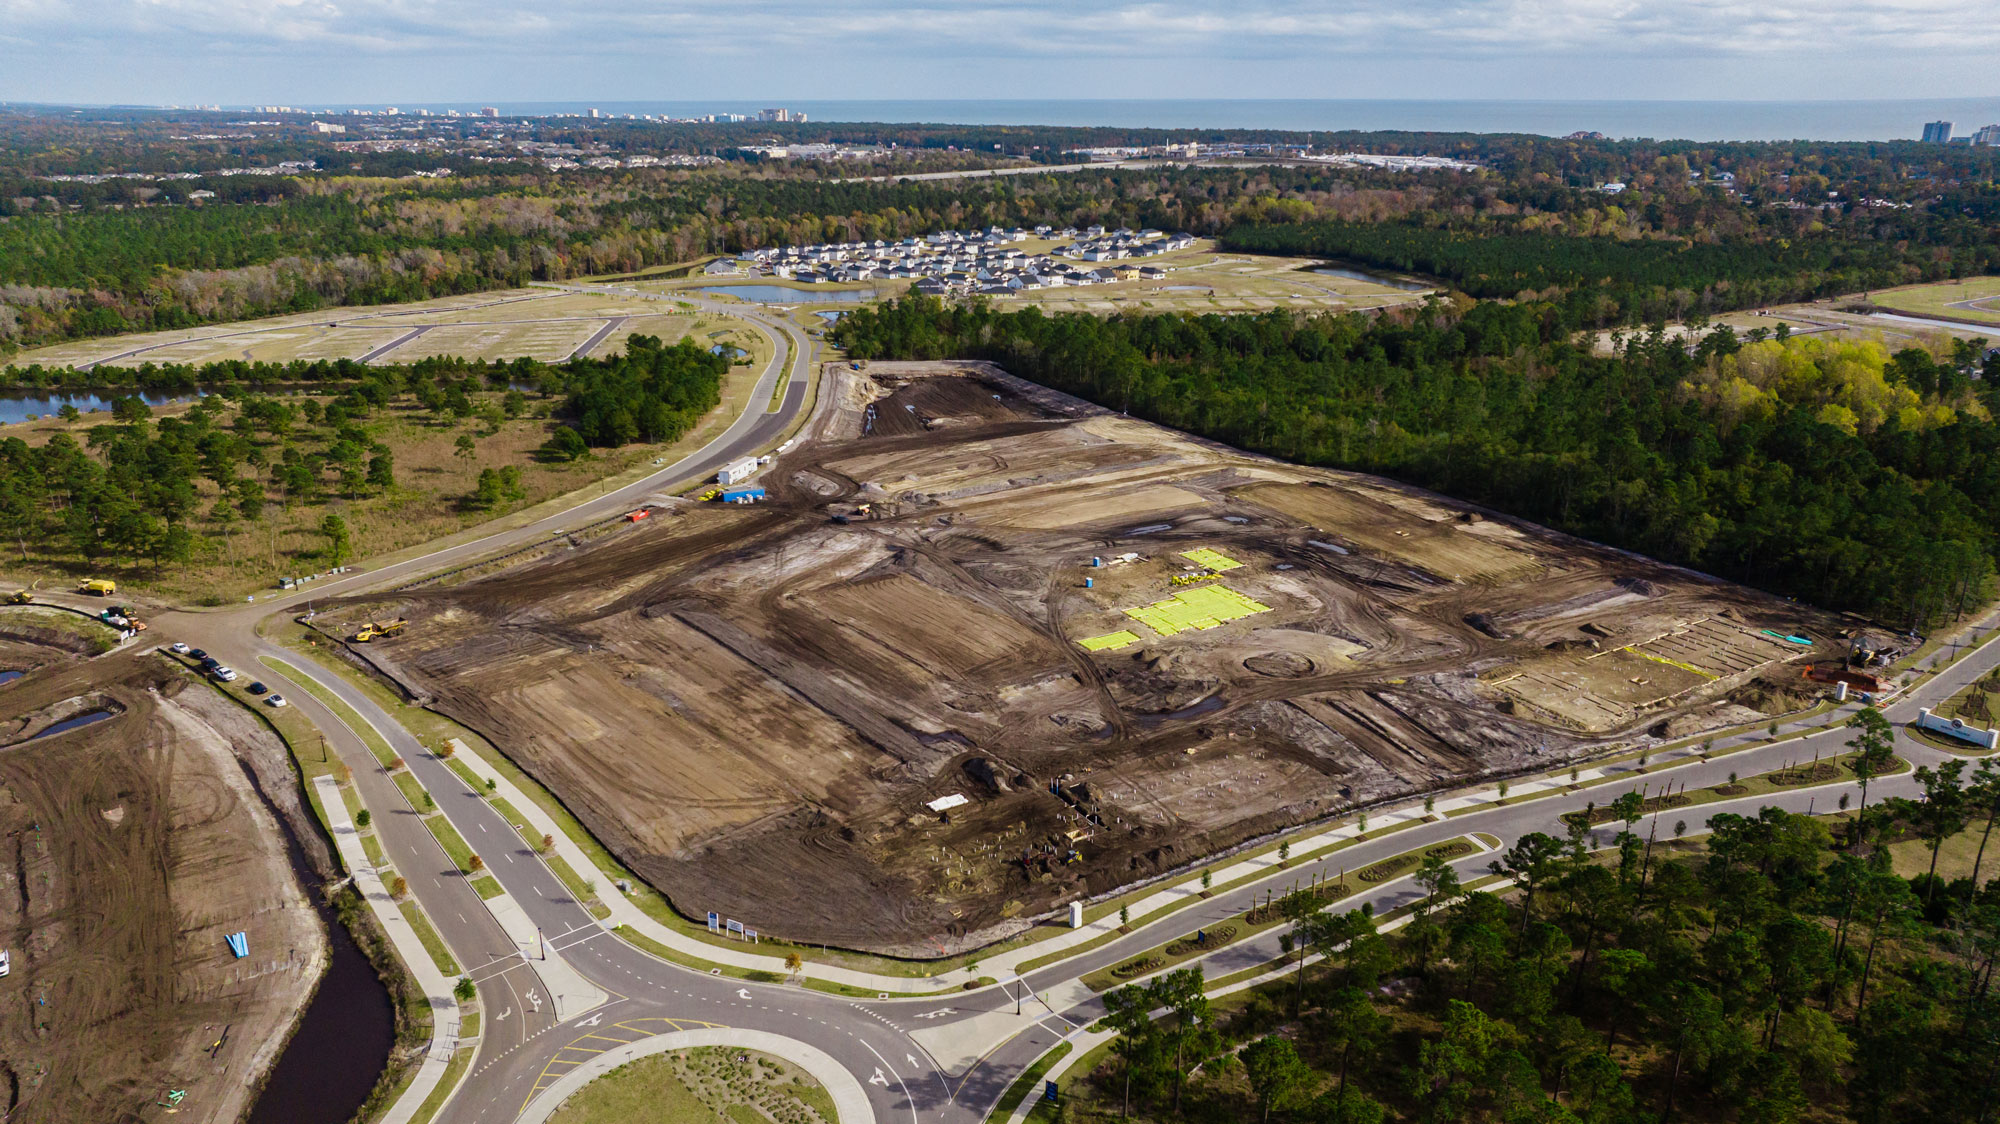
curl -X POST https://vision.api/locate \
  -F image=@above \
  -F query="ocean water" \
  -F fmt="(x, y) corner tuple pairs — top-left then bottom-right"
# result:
(380, 99), (2000, 143)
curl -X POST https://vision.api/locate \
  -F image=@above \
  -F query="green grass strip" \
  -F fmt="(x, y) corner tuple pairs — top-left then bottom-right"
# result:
(423, 814), (477, 874)
(399, 900), (461, 975)
(262, 656), (398, 767)
(407, 1046), (475, 1124)
(989, 1042), (1073, 1123)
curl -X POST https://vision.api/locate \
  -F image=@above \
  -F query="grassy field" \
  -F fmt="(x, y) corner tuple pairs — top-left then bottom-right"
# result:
(0, 320), (768, 602)
(1888, 819), (2000, 882)
(1870, 276), (2000, 327)
(547, 1048), (837, 1124)
(4, 288), (738, 369)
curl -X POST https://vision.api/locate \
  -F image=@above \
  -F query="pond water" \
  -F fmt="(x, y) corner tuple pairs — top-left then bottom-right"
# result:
(242, 765), (394, 1124)
(0, 388), (209, 427)
(0, 670), (22, 686)
(1309, 264), (1429, 291)
(29, 708), (115, 740)
(815, 310), (847, 323)
(697, 285), (875, 304)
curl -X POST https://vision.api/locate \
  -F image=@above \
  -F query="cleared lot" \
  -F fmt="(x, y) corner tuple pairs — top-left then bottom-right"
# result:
(321, 362), (1836, 955)
(0, 644), (327, 1122)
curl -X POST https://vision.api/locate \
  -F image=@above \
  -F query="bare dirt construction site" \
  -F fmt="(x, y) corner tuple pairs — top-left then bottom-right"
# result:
(323, 362), (1840, 955)
(0, 642), (326, 1123)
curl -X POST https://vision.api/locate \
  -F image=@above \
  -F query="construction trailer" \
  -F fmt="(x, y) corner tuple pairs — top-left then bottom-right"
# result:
(716, 457), (759, 486)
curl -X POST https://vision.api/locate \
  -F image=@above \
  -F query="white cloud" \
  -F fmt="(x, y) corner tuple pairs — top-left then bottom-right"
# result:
(2, 0), (1997, 102)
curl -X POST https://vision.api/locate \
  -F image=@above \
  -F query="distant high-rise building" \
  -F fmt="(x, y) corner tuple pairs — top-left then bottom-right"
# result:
(588, 107), (601, 118)
(759, 108), (800, 123)
(1922, 120), (1953, 143)
(480, 107), (500, 118)
(1976, 124), (2000, 146)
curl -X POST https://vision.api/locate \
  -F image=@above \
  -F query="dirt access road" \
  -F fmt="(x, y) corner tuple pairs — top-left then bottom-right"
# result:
(317, 361), (1840, 955)
(0, 643), (326, 1124)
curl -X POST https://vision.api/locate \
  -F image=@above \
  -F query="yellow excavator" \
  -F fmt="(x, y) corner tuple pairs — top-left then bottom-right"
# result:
(352, 618), (407, 642)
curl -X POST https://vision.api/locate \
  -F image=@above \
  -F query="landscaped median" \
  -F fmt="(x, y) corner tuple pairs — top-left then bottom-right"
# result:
(1559, 747), (1909, 832)
(1082, 837), (1481, 991)
(260, 618), (1950, 999)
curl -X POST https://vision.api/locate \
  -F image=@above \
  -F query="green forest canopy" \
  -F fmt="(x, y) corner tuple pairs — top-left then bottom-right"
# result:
(833, 297), (2000, 627)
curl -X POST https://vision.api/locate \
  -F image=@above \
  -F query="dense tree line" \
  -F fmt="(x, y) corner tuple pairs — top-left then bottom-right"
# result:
(834, 297), (2000, 626)
(7, 114), (1999, 355)
(1093, 754), (2000, 1124)
(1224, 219), (1997, 330)
(538, 333), (728, 455)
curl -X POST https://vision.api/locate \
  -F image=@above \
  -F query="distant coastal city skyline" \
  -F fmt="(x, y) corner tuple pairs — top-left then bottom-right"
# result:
(18, 98), (2000, 145)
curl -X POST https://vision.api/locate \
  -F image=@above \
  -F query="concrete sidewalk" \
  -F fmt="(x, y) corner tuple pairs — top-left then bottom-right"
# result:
(315, 775), (466, 1124)
(445, 737), (974, 995)
(437, 618), (2000, 1002)
(483, 891), (607, 1020)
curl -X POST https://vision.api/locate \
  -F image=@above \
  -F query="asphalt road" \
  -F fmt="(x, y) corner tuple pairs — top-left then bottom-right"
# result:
(46, 300), (2000, 1124)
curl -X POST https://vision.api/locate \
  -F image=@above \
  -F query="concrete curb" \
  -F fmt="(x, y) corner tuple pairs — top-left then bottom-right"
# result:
(314, 775), (465, 1124)
(514, 1027), (874, 1124)
(443, 736), (970, 995)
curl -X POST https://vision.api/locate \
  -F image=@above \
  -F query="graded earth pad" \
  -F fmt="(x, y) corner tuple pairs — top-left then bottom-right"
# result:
(0, 643), (328, 1123)
(325, 362), (1839, 954)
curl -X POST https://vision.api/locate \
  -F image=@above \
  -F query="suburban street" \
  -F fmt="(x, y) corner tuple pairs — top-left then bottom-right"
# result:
(39, 298), (1998, 1124)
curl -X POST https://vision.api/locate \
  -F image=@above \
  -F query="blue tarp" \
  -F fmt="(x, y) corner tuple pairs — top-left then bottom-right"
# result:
(225, 932), (248, 959)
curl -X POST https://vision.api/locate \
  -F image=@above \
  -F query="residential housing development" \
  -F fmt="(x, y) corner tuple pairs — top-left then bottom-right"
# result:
(735, 225), (1197, 294)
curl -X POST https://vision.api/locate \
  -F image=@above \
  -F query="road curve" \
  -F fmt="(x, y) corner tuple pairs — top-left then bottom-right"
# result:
(95, 303), (2000, 1124)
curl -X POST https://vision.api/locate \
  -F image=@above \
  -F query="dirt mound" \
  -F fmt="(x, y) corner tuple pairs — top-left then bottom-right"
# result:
(1244, 652), (1316, 678)
(329, 369), (1828, 953)
(0, 644), (327, 1123)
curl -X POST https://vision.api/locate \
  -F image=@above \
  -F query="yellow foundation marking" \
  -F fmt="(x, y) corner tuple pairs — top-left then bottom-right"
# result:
(1178, 547), (1243, 572)
(1079, 630), (1142, 652)
(1123, 583), (1272, 637)
(1626, 647), (1718, 680)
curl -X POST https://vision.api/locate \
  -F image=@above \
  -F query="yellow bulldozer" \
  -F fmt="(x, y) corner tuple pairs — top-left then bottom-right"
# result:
(352, 618), (407, 642)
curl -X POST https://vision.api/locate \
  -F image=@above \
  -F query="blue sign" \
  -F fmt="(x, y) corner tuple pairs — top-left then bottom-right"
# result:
(707, 911), (720, 932)
(1044, 1081), (1059, 1103)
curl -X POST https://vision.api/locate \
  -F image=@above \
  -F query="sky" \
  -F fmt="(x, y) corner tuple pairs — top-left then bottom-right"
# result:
(1, 0), (1997, 106)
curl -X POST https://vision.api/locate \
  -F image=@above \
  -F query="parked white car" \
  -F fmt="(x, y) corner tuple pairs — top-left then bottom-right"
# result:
(0, 948), (10, 977)
(265, 695), (288, 707)
(213, 667), (239, 682)
(170, 642), (191, 654)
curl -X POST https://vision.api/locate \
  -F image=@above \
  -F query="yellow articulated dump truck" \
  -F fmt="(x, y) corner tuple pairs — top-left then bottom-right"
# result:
(352, 618), (407, 642)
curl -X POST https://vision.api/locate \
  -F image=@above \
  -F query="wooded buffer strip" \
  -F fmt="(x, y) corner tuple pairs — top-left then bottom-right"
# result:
(0, 335), (722, 574)
(8, 127), (2000, 355)
(1223, 220), (1999, 330)
(833, 298), (2000, 626)
(1092, 792), (2000, 1124)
